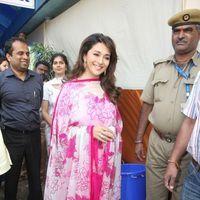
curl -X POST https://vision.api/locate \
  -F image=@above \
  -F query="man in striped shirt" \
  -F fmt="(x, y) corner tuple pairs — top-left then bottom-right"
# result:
(165, 71), (200, 199)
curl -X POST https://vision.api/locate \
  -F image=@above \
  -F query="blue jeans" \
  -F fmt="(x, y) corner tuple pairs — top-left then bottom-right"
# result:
(181, 161), (200, 200)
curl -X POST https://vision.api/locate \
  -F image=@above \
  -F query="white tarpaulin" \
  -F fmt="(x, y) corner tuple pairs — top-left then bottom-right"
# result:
(0, 0), (34, 9)
(183, 0), (200, 9)
(43, 0), (182, 89)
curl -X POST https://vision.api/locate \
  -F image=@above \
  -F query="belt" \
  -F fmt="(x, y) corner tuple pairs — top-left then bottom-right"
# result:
(2, 126), (39, 134)
(192, 158), (200, 171)
(154, 128), (176, 143)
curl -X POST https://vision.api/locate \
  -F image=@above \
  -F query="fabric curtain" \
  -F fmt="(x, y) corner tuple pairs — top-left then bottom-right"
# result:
(43, 0), (181, 89)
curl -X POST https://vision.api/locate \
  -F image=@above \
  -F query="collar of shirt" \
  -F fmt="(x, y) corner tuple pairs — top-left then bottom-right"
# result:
(4, 68), (35, 81)
(192, 51), (200, 67)
(165, 51), (199, 67)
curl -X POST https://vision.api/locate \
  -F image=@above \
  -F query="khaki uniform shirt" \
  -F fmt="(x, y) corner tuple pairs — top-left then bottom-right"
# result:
(141, 51), (200, 138)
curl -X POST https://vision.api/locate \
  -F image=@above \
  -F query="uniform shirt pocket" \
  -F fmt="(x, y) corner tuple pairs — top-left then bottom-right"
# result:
(151, 79), (169, 102)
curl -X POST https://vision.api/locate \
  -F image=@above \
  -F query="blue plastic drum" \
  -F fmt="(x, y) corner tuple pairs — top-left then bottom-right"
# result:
(121, 164), (146, 200)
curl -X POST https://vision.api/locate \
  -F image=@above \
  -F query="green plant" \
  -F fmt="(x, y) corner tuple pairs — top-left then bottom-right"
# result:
(30, 42), (55, 68)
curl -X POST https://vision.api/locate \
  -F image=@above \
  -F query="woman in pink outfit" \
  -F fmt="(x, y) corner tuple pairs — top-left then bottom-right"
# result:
(44, 33), (122, 200)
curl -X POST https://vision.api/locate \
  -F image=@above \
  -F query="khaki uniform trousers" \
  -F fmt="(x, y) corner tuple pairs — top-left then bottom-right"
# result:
(146, 129), (191, 200)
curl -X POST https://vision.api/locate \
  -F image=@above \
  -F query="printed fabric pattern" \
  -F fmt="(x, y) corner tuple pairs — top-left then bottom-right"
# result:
(44, 79), (122, 200)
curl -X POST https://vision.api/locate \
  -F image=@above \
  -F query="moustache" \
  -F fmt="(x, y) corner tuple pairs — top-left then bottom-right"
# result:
(176, 40), (187, 44)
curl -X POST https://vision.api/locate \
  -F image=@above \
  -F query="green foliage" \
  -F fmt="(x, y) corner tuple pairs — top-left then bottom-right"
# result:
(30, 42), (56, 68)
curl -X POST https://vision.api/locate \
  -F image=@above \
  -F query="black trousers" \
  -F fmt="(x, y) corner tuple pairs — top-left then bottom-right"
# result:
(2, 127), (43, 200)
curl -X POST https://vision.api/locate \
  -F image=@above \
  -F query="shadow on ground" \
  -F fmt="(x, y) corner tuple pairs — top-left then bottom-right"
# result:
(0, 177), (45, 200)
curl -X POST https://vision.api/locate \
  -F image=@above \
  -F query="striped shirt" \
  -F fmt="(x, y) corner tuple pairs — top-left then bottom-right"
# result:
(183, 71), (200, 164)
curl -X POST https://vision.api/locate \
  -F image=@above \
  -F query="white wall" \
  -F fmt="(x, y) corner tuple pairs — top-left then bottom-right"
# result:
(40, 0), (182, 89)
(28, 23), (45, 44)
(183, 0), (200, 9)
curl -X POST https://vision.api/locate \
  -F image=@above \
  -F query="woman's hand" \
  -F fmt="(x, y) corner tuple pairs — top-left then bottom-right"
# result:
(93, 125), (115, 143)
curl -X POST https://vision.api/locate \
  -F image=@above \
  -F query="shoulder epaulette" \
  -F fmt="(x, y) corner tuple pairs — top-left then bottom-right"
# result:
(153, 58), (169, 68)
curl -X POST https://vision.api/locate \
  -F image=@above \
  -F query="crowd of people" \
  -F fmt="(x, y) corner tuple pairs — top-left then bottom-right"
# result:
(0, 8), (199, 200)
(0, 32), (122, 200)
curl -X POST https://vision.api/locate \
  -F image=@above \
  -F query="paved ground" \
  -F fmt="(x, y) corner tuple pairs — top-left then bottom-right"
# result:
(0, 179), (29, 200)
(0, 171), (45, 200)
(0, 178), (45, 200)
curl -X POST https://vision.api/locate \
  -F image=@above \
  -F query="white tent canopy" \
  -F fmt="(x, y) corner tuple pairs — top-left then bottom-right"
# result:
(29, 0), (199, 89)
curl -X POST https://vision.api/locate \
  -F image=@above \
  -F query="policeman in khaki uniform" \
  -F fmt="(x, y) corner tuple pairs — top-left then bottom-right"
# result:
(135, 9), (200, 200)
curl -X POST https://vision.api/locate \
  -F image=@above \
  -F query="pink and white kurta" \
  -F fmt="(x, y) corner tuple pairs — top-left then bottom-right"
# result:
(44, 78), (122, 200)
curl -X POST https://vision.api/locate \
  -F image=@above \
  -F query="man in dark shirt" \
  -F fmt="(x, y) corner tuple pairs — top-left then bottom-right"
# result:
(34, 60), (50, 82)
(0, 37), (43, 200)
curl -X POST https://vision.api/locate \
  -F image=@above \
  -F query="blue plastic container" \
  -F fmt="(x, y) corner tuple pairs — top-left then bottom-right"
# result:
(121, 164), (146, 200)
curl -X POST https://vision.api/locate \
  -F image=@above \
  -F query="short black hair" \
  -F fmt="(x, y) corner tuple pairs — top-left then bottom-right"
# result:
(0, 56), (8, 65)
(35, 60), (50, 71)
(17, 32), (27, 39)
(4, 37), (27, 55)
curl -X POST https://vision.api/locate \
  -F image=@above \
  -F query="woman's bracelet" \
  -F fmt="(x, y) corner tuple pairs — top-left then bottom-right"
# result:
(134, 140), (143, 144)
(167, 159), (179, 169)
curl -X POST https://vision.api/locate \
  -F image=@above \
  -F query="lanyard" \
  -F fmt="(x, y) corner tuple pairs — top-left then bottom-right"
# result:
(174, 62), (194, 99)
(174, 62), (193, 79)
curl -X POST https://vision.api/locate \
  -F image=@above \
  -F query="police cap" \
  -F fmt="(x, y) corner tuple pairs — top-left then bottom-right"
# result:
(168, 9), (200, 27)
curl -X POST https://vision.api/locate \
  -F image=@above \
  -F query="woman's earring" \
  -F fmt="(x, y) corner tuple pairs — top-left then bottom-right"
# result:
(104, 70), (106, 76)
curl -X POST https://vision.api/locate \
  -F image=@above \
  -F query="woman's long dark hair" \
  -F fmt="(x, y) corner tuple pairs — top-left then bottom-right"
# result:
(69, 33), (120, 104)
